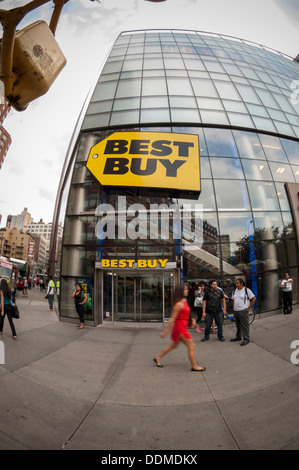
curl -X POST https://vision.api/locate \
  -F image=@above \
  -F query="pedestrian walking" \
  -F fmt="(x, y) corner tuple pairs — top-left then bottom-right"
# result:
(22, 277), (28, 296)
(201, 280), (226, 342)
(230, 278), (256, 346)
(46, 276), (55, 311)
(72, 283), (88, 329)
(281, 273), (293, 314)
(153, 284), (206, 371)
(0, 279), (17, 340)
(56, 279), (60, 304)
(194, 282), (205, 332)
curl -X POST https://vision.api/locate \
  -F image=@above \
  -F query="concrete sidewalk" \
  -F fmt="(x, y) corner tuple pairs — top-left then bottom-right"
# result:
(0, 287), (299, 450)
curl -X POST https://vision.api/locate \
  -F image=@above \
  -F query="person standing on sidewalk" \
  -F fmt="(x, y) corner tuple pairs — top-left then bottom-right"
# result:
(72, 283), (88, 329)
(230, 279), (256, 346)
(281, 273), (293, 314)
(154, 284), (206, 371)
(0, 279), (17, 340)
(46, 276), (55, 311)
(201, 280), (226, 342)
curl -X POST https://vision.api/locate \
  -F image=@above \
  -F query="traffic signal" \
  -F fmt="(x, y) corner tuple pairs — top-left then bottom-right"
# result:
(4, 20), (66, 111)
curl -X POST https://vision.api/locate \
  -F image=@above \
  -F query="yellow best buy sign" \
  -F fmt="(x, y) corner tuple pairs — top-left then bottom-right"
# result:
(86, 132), (200, 193)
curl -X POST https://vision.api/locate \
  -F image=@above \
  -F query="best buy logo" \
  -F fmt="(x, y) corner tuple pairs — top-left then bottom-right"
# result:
(86, 131), (200, 193)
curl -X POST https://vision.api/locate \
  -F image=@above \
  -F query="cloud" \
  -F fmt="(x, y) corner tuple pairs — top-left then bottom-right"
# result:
(274, 0), (299, 26)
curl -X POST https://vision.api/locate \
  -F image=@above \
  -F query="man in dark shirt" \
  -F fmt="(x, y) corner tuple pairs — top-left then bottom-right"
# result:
(201, 280), (226, 342)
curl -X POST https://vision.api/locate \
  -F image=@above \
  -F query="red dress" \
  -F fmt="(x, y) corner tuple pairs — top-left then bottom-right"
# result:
(171, 301), (191, 343)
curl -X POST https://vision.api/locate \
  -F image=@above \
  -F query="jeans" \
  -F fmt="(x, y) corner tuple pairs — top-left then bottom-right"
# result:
(48, 294), (54, 310)
(204, 311), (224, 339)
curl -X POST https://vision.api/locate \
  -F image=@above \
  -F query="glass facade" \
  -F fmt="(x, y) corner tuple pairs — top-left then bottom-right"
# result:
(57, 30), (299, 326)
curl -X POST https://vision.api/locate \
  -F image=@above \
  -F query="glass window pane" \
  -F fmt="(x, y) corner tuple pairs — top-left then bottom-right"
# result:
(269, 161), (295, 182)
(281, 211), (295, 238)
(170, 96), (197, 108)
(246, 103), (270, 118)
(197, 179), (216, 210)
(214, 81), (240, 100)
(141, 96), (169, 108)
(235, 84), (261, 104)
(292, 165), (299, 182)
(102, 61), (123, 74)
(255, 88), (279, 108)
(281, 139), (299, 164)
(184, 58), (206, 70)
(218, 212), (253, 242)
(223, 100), (247, 113)
(113, 97), (140, 111)
(204, 128), (239, 157)
(116, 78), (141, 98)
(233, 130), (266, 159)
(197, 97), (224, 110)
(252, 116), (277, 133)
(210, 157), (244, 179)
(253, 212), (283, 239)
(241, 159), (272, 181)
(110, 110), (140, 126)
(202, 59), (225, 73)
(228, 113), (254, 127)
(200, 110), (229, 125)
(170, 108), (200, 122)
(199, 158), (212, 179)
(259, 134), (287, 162)
(191, 78), (218, 97)
(142, 77), (167, 96)
(92, 81), (118, 101)
(122, 58), (143, 71)
(140, 109), (170, 122)
(167, 77), (194, 95)
(143, 57), (164, 69)
(214, 180), (250, 210)
(247, 181), (280, 210)
(163, 56), (185, 69)
(275, 183), (290, 211)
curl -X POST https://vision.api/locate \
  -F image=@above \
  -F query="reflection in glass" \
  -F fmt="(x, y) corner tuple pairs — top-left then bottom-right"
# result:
(259, 134), (288, 162)
(253, 211), (283, 239)
(281, 139), (299, 164)
(210, 157), (244, 179)
(241, 159), (272, 180)
(204, 128), (239, 157)
(268, 161), (295, 182)
(233, 130), (266, 159)
(218, 212), (253, 242)
(214, 180), (250, 210)
(247, 181), (280, 211)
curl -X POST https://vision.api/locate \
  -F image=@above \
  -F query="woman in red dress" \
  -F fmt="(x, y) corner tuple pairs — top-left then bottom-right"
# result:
(154, 284), (206, 371)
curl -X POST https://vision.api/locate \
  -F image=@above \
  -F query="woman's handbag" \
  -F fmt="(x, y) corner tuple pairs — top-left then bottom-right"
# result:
(12, 303), (20, 319)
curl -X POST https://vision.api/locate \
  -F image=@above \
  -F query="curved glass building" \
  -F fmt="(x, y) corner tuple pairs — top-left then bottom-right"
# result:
(55, 29), (299, 326)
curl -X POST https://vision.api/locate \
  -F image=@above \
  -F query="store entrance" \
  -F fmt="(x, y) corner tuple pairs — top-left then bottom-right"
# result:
(103, 271), (174, 323)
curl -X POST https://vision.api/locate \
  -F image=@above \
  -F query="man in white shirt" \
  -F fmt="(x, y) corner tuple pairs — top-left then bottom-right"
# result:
(47, 276), (55, 311)
(281, 273), (293, 314)
(230, 278), (256, 346)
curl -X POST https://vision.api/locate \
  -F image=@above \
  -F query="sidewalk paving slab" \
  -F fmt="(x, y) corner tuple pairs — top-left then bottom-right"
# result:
(0, 288), (298, 451)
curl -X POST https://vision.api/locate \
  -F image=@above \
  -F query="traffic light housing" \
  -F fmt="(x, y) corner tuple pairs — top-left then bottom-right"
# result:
(4, 20), (66, 111)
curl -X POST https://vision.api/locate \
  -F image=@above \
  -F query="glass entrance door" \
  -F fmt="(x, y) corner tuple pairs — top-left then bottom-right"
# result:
(110, 272), (171, 323)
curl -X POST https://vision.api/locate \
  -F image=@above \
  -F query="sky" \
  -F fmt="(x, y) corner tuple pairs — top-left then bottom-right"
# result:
(0, 0), (299, 228)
